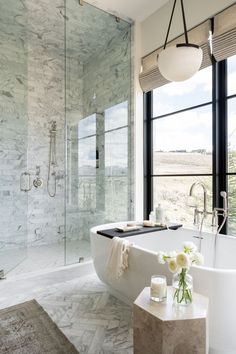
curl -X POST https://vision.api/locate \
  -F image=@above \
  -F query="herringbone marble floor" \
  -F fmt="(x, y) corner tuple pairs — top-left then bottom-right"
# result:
(0, 271), (133, 354)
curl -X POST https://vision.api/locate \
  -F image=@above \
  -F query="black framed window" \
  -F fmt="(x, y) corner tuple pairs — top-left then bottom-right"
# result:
(227, 56), (236, 234)
(144, 55), (236, 234)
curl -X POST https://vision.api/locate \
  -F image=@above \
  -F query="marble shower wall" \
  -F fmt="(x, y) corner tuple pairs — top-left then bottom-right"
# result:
(66, 18), (134, 242)
(0, 0), (28, 273)
(65, 55), (84, 241)
(0, 0), (133, 267)
(26, 0), (133, 247)
(26, 0), (65, 246)
(82, 28), (133, 228)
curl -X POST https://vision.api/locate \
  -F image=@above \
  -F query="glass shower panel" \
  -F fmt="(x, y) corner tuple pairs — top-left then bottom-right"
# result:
(0, 0), (28, 275)
(105, 127), (129, 221)
(65, 0), (132, 264)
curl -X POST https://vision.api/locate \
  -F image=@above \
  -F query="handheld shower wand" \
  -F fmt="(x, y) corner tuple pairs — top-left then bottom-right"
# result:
(47, 121), (57, 197)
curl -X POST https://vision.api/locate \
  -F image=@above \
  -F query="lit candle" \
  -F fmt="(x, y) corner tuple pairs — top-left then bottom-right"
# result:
(150, 275), (167, 302)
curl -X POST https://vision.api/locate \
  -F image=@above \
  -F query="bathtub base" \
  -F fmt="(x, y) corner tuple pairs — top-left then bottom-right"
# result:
(91, 223), (236, 354)
(108, 286), (133, 306)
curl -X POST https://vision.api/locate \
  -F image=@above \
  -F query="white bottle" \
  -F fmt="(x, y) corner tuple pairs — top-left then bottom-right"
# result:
(149, 211), (155, 223)
(155, 204), (164, 224)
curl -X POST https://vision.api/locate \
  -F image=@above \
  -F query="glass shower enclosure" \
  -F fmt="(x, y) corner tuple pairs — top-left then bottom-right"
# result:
(65, 1), (133, 264)
(0, 0), (133, 276)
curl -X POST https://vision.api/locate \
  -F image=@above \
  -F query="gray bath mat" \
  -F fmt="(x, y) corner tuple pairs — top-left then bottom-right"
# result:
(0, 299), (79, 354)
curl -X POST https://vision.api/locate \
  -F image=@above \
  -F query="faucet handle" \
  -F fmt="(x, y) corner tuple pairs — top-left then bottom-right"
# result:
(193, 208), (200, 226)
(211, 208), (218, 228)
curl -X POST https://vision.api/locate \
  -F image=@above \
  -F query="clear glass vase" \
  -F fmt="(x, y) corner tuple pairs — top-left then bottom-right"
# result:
(172, 270), (193, 306)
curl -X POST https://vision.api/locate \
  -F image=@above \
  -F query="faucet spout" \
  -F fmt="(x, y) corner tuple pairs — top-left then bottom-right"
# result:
(189, 181), (207, 214)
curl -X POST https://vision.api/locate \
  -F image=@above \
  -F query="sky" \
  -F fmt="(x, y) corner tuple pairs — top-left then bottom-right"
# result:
(153, 58), (236, 152)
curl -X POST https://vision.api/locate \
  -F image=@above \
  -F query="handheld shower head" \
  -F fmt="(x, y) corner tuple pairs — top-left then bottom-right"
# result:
(220, 191), (227, 198)
(220, 191), (228, 212)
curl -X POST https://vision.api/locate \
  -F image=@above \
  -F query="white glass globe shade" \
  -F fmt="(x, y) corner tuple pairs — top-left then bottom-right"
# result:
(158, 44), (203, 82)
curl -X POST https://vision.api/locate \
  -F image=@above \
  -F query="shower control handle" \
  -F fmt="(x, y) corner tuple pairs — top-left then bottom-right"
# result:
(20, 172), (32, 192)
(33, 177), (43, 188)
(33, 166), (43, 188)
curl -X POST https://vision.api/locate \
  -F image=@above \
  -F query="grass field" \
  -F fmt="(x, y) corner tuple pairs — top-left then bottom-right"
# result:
(153, 152), (213, 230)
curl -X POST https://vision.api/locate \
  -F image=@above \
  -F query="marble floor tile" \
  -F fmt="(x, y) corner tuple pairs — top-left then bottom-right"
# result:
(7, 239), (91, 276)
(0, 270), (133, 354)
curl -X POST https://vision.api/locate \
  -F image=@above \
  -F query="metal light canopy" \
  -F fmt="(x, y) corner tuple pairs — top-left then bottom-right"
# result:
(158, 0), (203, 82)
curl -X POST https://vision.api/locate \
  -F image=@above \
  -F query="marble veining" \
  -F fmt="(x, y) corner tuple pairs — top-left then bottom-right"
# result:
(0, 271), (133, 354)
(0, 0), (133, 275)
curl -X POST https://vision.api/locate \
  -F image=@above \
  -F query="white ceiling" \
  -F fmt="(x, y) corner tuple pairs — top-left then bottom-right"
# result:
(85, 0), (170, 22)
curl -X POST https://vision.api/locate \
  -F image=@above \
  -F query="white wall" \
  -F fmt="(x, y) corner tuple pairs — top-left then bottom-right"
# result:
(141, 0), (236, 56)
(133, 22), (144, 220)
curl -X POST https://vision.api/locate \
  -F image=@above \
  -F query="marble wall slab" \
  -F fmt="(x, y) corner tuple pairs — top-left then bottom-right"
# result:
(0, 0), (28, 272)
(0, 0), (134, 271)
(26, 0), (65, 246)
(66, 5), (134, 243)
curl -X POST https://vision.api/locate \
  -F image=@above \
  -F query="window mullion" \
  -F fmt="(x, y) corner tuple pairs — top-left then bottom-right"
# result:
(213, 59), (228, 233)
(144, 92), (153, 219)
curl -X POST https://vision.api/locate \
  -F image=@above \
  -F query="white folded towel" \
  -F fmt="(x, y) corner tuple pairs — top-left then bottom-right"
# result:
(106, 237), (133, 280)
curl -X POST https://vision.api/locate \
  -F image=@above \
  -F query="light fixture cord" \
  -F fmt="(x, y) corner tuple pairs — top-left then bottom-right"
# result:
(163, 0), (189, 49)
(163, 0), (177, 49)
(180, 0), (188, 44)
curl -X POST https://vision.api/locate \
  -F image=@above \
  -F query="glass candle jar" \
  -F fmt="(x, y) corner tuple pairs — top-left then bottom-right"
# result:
(150, 275), (167, 302)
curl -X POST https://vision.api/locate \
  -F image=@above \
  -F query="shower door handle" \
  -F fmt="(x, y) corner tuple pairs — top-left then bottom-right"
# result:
(20, 172), (32, 192)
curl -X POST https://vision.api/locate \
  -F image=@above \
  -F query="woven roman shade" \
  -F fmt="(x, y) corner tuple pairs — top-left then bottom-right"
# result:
(212, 3), (236, 62)
(139, 20), (211, 92)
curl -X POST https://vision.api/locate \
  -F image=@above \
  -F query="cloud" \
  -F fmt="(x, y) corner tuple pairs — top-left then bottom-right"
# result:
(158, 66), (211, 97)
(153, 66), (212, 117)
(228, 72), (236, 96)
(153, 107), (212, 152)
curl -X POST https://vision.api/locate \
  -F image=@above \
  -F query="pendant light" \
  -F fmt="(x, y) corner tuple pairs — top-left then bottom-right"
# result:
(158, 0), (203, 82)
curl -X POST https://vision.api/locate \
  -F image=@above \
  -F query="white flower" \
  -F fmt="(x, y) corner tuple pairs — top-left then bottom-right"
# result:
(192, 252), (204, 266)
(168, 250), (177, 259)
(176, 252), (190, 269)
(183, 241), (197, 254)
(157, 251), (167, 264)
(168, 259), (180, 273)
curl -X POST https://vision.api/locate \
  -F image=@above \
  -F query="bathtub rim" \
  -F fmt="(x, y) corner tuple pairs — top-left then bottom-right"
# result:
(91, 222), (236, 274)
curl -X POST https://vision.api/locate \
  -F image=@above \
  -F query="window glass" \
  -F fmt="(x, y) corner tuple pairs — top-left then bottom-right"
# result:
(153, 175), (212, 229)
(78, 176), (96, 211)
(104, 122), (129, 221)
(227, 55), (236, 97)
(153, 105), (212, 175)
(78, 114), (96, 139)
(153, 66), (212, 117)
(78, 136), (96, 175)
(228, 97), (236, 173)
(228, 175), (236, 235)
(105, 176), (128, 222)
(105, 101), (128, 131)
(105, 127), (128, 176)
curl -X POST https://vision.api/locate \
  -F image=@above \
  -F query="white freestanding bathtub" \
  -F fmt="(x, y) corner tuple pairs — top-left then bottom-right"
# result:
(90, 222), (236, 354)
